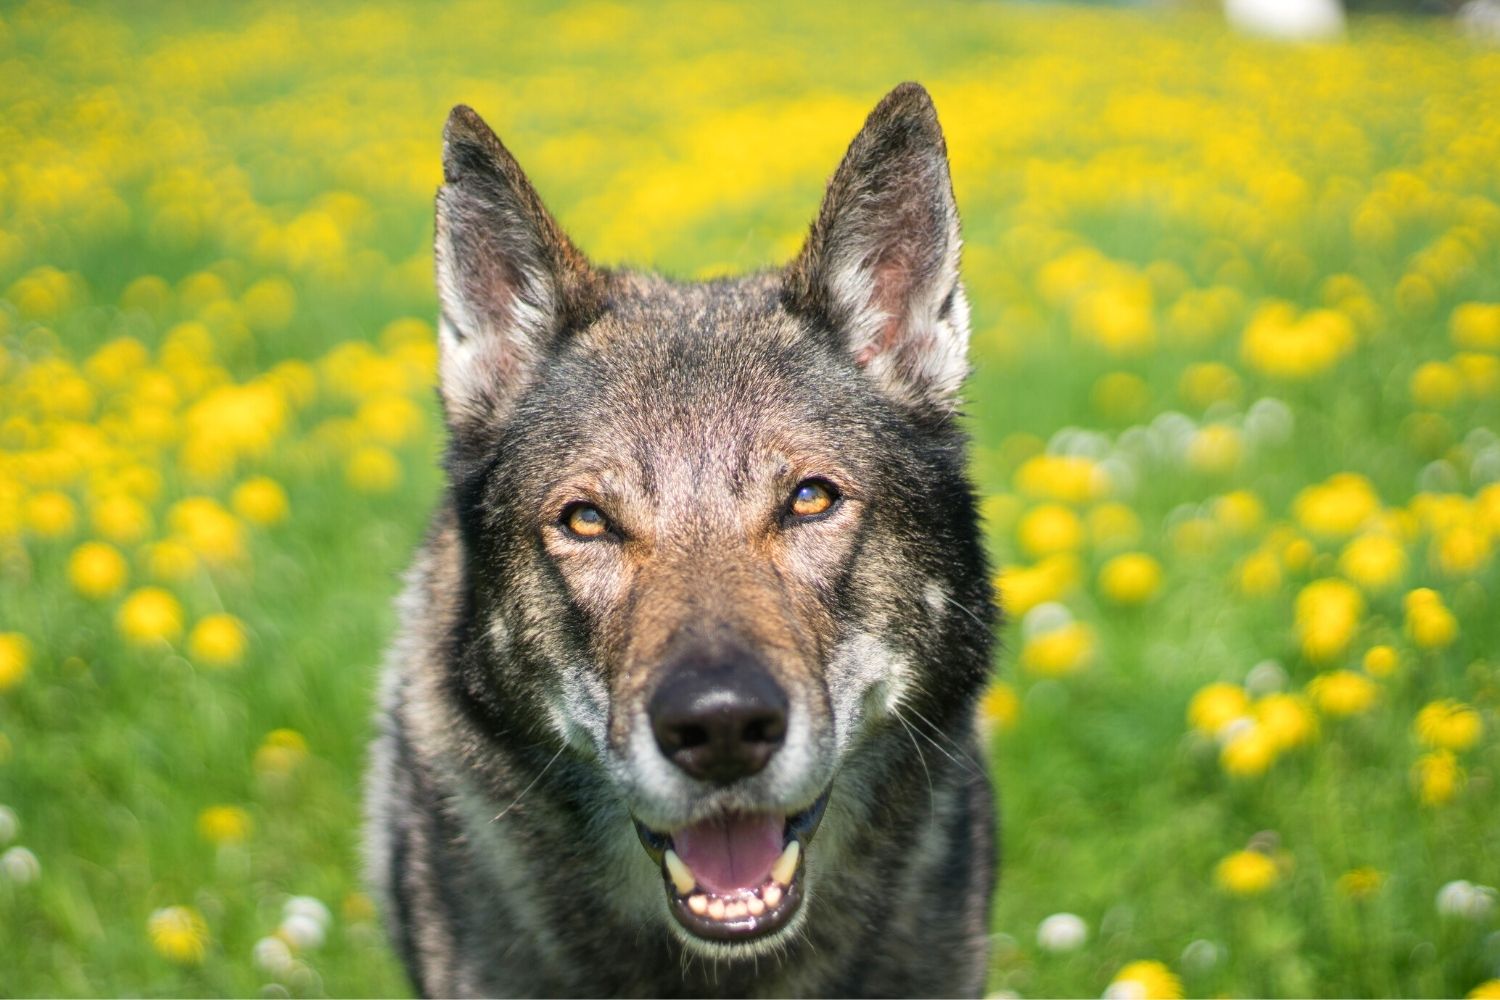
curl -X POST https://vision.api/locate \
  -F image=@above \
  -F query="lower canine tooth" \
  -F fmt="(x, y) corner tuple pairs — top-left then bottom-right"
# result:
(747, 896), (765, 916)
(688, 894), (708, 915)
(770, 841), (800, 886)
(664, 850), (696, 895)
(762, 884), (782, 907)
(707, 898), (726, 920)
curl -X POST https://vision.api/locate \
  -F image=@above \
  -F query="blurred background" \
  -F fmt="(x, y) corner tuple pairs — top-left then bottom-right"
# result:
(1, 0), (1499, 996)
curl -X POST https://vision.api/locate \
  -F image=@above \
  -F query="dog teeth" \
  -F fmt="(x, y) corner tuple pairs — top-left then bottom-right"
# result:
(673, 842), (801, 923)
(770, 841), (800, 886)
(664, 849), (697, 895)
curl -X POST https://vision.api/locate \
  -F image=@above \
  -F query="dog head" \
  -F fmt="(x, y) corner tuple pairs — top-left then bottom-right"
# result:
(433, 83), (992, 953)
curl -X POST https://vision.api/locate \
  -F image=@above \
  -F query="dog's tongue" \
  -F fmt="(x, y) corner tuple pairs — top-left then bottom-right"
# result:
(672, 813), (784, 894)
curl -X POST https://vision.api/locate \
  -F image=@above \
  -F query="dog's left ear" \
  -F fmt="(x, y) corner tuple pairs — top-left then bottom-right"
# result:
(783, 82), (969, 415)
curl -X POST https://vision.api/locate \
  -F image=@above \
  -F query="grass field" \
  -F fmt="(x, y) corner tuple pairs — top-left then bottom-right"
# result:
(2, 1), (1500, 996)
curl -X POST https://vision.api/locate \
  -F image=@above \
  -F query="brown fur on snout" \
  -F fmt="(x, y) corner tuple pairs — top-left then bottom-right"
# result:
(608, 551), (831, 749)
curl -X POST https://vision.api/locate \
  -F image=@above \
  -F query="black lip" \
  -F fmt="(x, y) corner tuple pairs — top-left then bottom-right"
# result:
(632, 789), (831, 943)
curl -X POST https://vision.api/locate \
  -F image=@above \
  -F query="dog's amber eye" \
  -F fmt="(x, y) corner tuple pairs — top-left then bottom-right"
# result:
(562, 503), (610, 539)
(789, 480), (837, 519)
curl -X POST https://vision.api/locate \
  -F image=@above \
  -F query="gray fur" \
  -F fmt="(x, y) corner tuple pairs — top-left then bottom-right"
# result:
(365, 82), (998, 998)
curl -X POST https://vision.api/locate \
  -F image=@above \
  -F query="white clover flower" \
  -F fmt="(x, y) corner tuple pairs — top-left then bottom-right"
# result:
(1244, 397), (1294, 446)
(1245, 660), (1288, 696)
(1180, 938), (1223, 972)
(0, 805), (17, 844)
(283, 894), (332, 928)
(253, 935), (295, 975)
(1437, 880), (1497, 920)
(1103, 981), (1146, 1000)
(1021, 602), (1074, 642)
(1036, 912), (1088, 953)
(1, 846), (40, 884)
(279, 913), (326, 951)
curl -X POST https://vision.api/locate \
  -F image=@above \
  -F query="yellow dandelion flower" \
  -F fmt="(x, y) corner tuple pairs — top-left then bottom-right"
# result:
(1292, 473), (1380, 538)
(1020, 621), (1095, 678)
(1294, 579), (1365, 662)
(1363, 645), (1400, 677)
(1105, 959), (1183, 1000)
(90, 493), (152, 544)
(1450, 302), (1500, 351)
(241, 276), (297, 332)
(1307, 671), (1379, 718)
(1240, 302), (1355, 380)
(1235, 550), (1282, 597)
(1404, 588), (1458, 649)
(197, 805), (253, 845)
(24, 491), (77, 538)
(116, 587), (184, 646)
(187, 614), (247, 668)
(1221, 723), (1277, 777)
(231, 477), (289, 526)
(255, 728), (309, 775)
(1215, 850), (1279, 895)
(1255, 693), (1318, 750)
(1213, 490), (1265, 536)
(1086, 502), (1142, 550)
(168, 497), (245, 564)
(1186, 424), (1242, 475)
(1017, 503), (1085, 559)
(979, 682), (1020, 732)
(143, 540), (199, 583)
(1014, 454), (1110, 504)
(68, 541), (128, 599)
(996, 555), (1080, 617)
(1336, 867), (1385, 900)
(1188, 682), (1250, 736)
(1413, 749), (1465, 806)
(1469, 980), (1500, 1000)
(1454, 352), (1500, 398)
(148, 905), (209, 964)
(347, 445), (402, 493)
(357, 394), (423, 446)
(1410, 361), (1465, 408)
(0, 633), (31, 691)
(1434, 525), (1491, 577)
(343, 891), (378, 923)
(1338, 533), (1407, 592)
(1414, 700), (1483, 752)
(1098, 552), (1163, 606)
(1179, 361), (1243, 409)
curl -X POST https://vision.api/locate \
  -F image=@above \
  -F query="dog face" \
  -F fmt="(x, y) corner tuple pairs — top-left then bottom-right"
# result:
(432, 85), (991, 953)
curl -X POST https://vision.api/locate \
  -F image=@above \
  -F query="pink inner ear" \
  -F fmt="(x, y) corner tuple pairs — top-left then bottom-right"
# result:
(853, 253), (915, 366)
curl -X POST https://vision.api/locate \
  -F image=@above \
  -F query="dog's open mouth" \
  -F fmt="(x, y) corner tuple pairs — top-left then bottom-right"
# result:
(634, 791), (828, 942)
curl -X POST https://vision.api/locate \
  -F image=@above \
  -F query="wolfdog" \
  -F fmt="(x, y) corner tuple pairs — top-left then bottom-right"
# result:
(365, 82), (998, 998)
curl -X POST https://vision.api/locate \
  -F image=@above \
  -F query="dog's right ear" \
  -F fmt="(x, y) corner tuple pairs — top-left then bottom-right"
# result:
(434, 106), (606, 430)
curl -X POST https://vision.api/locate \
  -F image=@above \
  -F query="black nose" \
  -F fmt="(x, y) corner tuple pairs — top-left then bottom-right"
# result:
(649, 653), (789, 785)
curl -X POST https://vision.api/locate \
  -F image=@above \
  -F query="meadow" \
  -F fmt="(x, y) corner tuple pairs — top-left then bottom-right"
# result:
(1, 1), (1499, 996)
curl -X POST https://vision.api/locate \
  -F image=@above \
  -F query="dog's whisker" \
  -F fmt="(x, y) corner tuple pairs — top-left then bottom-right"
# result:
(489, 744), (566, 824)
(941, 591), (991, 631)
(900, 702), (987, 777)
(892, 708), (937, 820)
